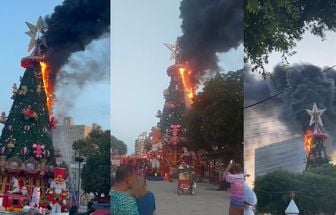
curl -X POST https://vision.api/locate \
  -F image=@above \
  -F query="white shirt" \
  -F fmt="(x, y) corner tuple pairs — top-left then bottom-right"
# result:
(244, 182), (257, 215)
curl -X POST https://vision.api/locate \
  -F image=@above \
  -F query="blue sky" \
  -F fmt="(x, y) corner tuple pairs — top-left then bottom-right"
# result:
(0, 1), (110, 132)
(111, 0), (243, 154)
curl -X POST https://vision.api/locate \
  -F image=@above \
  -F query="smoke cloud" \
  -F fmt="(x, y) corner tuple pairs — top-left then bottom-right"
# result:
(179, 0), (243, 84)
(246, 63), (336, 133)
(244, 65), (272, 103)
(53, 36), (110, 119)
(44, 0), (110, 90)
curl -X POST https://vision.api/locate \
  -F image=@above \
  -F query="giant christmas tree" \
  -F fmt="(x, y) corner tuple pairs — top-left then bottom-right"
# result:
(159, 38), (192, 133)
(0, 17), (54, 162)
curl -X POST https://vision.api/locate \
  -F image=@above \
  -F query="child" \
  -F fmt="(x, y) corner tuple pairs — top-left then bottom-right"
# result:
(223, 161), (244, 215)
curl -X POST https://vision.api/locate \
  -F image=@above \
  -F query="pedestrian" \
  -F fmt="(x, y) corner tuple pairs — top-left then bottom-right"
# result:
(131, 176), (156, 215)
(223, 161), (244, 215)
(111, 164), (139, 215)
(244, 182), (257, 215)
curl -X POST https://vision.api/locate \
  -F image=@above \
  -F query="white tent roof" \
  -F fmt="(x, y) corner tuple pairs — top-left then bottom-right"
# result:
(285, 199), (299, 214)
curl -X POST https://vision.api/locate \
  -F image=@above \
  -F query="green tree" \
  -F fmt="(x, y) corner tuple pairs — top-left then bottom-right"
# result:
(73, 128), (111, 197)
(111, 135), (127, 155)
(81, 152), (110, 197)
(255, 165), (336, 214)
(184, 70), (243, 161)
(73, 128), (110, 157)
(0, 62), (54, 161)
(244, 0), (336, 75)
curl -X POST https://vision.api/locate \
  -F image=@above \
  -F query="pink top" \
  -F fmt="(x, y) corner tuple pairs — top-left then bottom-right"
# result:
(225, 173), (244, 206)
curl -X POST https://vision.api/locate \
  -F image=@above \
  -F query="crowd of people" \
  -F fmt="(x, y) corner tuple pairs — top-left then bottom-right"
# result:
(111, 160), (257, 215)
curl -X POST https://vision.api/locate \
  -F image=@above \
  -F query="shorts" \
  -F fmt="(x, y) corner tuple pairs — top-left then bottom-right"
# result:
(229, 204), (243, 215)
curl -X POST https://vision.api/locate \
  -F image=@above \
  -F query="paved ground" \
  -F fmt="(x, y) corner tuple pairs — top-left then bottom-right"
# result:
(147, 180), (230, 215)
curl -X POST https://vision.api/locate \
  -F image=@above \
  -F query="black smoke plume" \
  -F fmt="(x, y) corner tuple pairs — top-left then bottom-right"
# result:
(247, 64), (336, 133)
(179, 0), (243, 84)
(281, 64), (336, 131)
(44, 0), (110, 90)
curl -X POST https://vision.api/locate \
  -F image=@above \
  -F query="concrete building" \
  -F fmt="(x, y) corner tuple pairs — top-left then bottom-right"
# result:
(244, 99), (306, 186)
(52, 117), (92, 166)
(135, 132), (147, 157)
(52, 117), (96, 205)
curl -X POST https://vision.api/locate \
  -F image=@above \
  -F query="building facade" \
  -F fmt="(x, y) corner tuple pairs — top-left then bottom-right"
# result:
(244, 100), (305, 186)
(135, 132), (147, 157)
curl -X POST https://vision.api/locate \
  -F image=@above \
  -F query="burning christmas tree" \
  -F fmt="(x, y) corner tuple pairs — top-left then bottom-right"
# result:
(0, 17), (69, 212)
(304, 102), (329, 169)
(159, 38), (195, 133)
(0, 17), (54, 163)
(148, 38), (196, 179)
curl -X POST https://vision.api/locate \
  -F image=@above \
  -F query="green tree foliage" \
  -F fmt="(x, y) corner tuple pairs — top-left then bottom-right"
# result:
(111, 135), (127, 155)
(184, 70), (243, 160)
(81, 153), (110, 197)
(255, 164), (336, 214)
(0, 63), (54, 161)
(73, 128), (110, 158)
(244, 0), (336, 75)
(73, 128), (111, 196)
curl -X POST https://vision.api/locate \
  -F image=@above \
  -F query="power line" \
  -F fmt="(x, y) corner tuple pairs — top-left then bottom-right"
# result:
(244, 87), (292, 109)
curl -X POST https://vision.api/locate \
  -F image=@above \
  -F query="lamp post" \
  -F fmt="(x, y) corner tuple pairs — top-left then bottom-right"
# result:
(75, 153), (84, 206)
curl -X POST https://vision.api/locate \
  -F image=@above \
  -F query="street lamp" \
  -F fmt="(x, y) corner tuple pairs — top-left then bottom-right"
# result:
(75, 153), (85, 207)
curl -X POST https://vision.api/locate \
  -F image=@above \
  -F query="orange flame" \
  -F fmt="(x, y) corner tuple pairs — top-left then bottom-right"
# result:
(304, 130), (313, 155)
(40, 62), (53, 114)
(178, 67), (195, 103)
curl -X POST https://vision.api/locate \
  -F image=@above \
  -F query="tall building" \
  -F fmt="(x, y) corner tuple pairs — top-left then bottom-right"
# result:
(52, 117), (92, 165)
(135, 132), (147, 157)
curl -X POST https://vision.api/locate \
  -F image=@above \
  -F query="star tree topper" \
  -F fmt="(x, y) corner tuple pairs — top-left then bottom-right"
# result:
(306, 102), (326, 126)
(25, 16), (47, 55)
(164, 38), (181, 63)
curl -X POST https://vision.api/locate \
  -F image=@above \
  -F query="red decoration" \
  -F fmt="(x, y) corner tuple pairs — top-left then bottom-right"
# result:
(21, 56), (44, 68)
(54, 167), (66, 183)
(22, 108), (37, 119)
(50, 116), (57, 128)
(33, 144), (45, 158)
(165, 102), (175, 109)
(34, 72), (42, 79)
(21, 147), (29, 156)
(170, 124), (181, 136)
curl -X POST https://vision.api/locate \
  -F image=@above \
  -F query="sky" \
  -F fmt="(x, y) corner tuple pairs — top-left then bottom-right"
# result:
(0, 1), (110, 133)
(111, 1), (243, 154)
(265, 31), (336, 73)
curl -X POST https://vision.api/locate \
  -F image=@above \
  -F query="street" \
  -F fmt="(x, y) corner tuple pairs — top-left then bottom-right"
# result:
(147, 180), (230, 215)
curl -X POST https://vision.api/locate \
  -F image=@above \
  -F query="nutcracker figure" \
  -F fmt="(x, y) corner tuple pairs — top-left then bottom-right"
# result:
(47, 167), (68, 214)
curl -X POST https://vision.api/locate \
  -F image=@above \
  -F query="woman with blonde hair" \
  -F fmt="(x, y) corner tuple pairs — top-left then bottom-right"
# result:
(131, 176), (156, 215)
